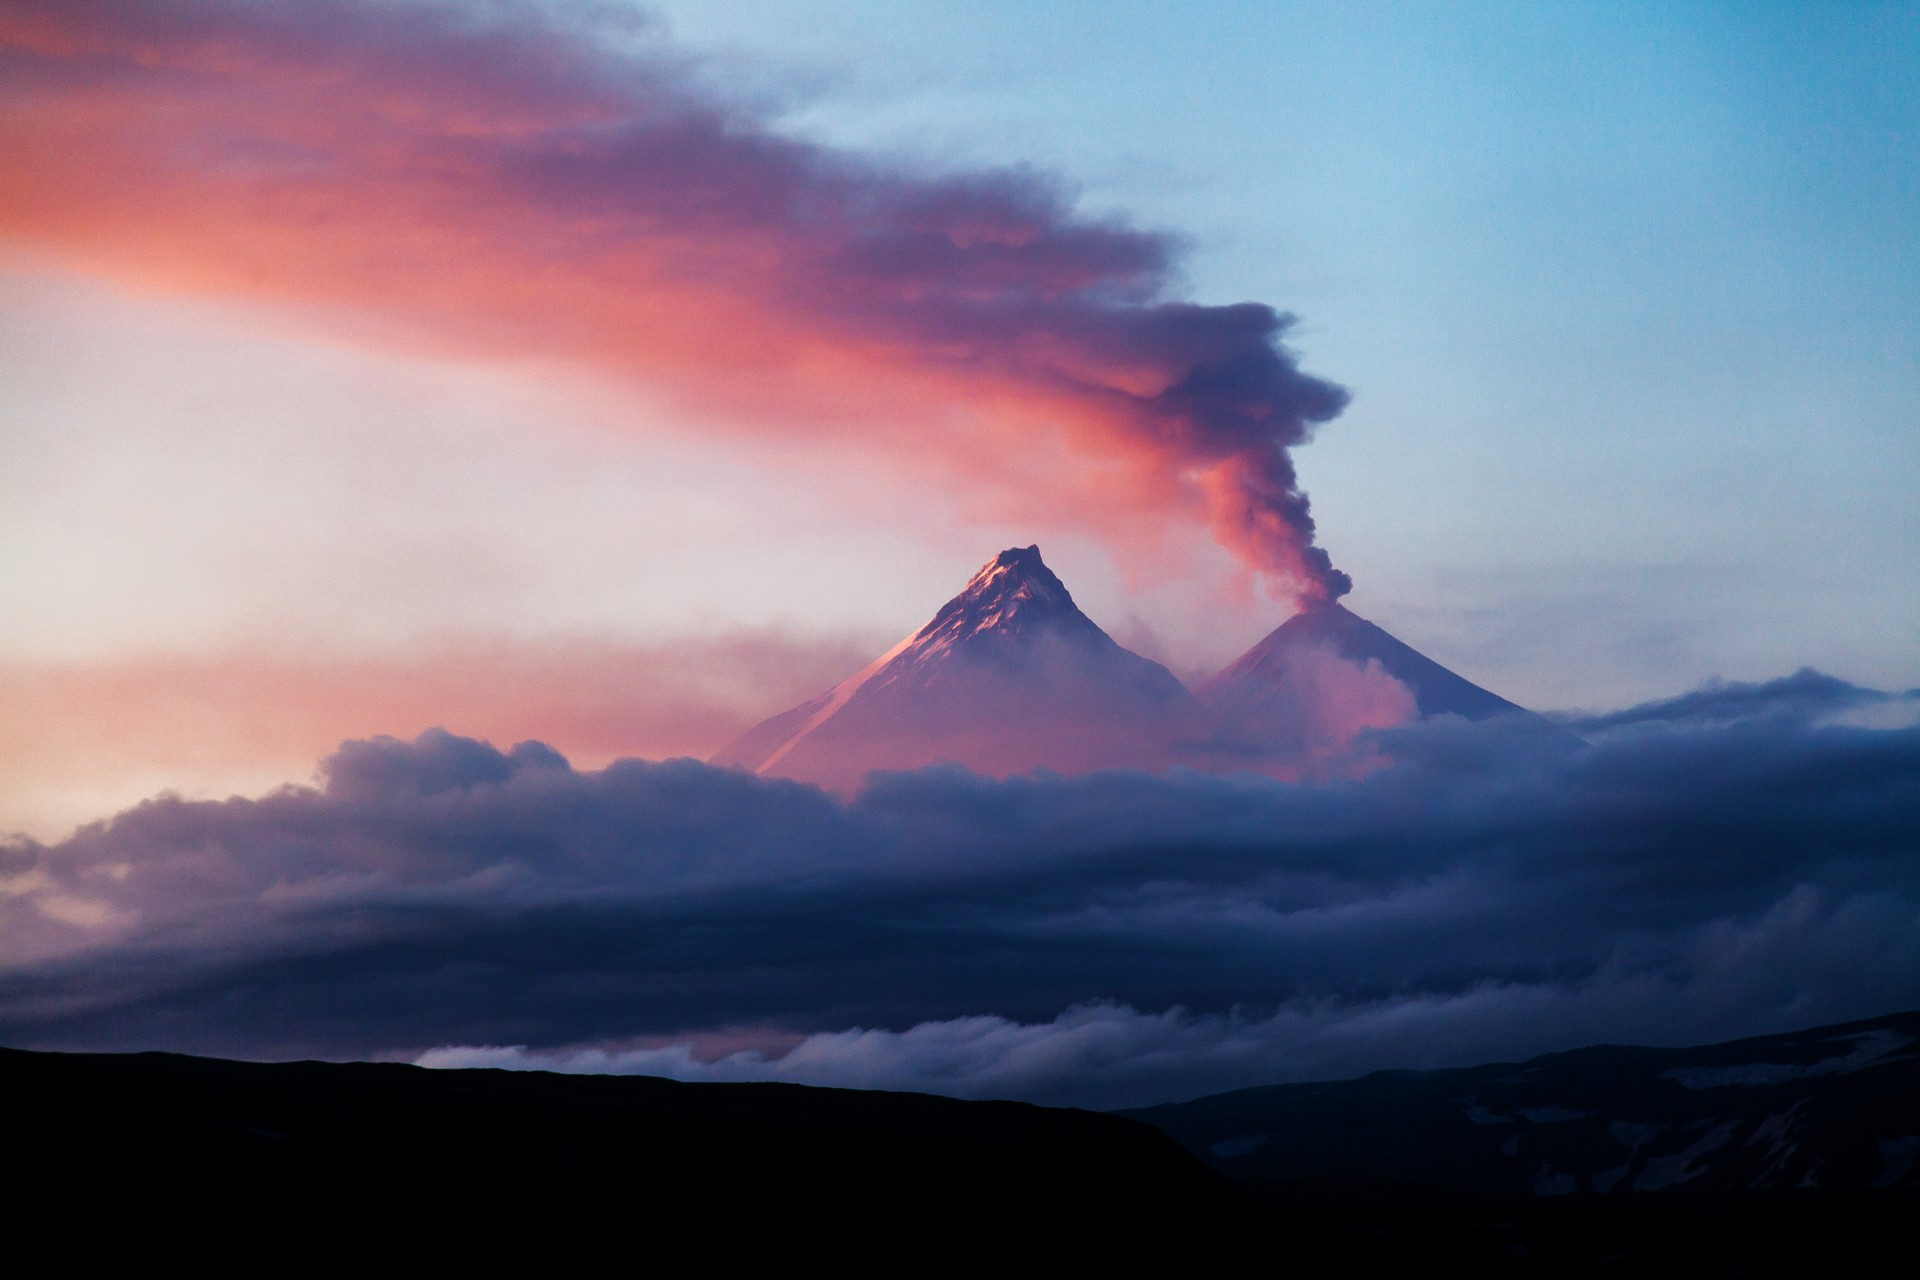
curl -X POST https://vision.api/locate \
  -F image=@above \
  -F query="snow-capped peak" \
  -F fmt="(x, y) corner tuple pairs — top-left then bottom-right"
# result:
(711, 545), (1192, 783)
(911, 546), (1103, 650)
(713, 545), (1549, 789)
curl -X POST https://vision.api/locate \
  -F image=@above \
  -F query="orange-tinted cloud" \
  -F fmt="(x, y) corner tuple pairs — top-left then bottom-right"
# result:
(0, 0), (1352, 603)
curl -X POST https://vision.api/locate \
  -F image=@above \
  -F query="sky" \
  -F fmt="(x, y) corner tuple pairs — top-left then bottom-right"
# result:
(1, 1), (1916, 1102)
(3, 1), (1915, 839)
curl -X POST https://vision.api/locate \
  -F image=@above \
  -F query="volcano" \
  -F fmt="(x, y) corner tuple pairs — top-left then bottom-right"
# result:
(1195, 601), (1541, 761)
(712, 546), (1201, 789)
(716, 549), (1545, 788)
(1208, 601), (1526, 722)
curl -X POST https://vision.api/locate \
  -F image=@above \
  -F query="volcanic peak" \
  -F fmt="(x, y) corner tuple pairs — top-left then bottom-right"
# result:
(1209, 600), (1524, 722)
(915, 545), (1104, 650)
(714, 544), (1545, 786)
(710, 545), (1193, 782)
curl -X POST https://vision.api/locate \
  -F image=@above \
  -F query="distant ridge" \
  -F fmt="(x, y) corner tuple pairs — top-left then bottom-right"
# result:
(1128, 1008), (1920, 1196)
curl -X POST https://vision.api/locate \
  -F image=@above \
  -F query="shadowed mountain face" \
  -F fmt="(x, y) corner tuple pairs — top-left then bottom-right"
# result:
(1127, 1010), (1920, 1197)
(713, 546), (1202, 790)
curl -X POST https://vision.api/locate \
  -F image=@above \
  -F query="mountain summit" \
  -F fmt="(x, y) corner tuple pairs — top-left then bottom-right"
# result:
(892, 545), (1108, 653)
(712, 547), (1199, 788)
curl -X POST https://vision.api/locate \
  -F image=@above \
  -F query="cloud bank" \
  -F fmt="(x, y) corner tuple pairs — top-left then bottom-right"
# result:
(3, 673), (1915, 1107)
(1560, 667), (1920, 734)
(0, 0), (1351, 602)
(0, 630), (879, 841)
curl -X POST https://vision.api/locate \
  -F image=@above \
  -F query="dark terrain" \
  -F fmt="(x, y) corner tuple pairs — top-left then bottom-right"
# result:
(2, 1045), (1222, 1199)
(1130, 1010), (1920, 1195)
(8, 1012), (1917, 1268)
(4, 1043), (1255, 1257)
(1132, 1009), (1920, 1272)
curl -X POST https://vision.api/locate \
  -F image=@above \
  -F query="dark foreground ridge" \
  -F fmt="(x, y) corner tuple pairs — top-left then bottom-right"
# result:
(4, 1044), (1258, 1257)
(10, 1016), (1918, 1269)
(2, 1045), (1222, 1203)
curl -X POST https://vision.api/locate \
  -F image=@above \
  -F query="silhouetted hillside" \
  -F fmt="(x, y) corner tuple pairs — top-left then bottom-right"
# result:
(2, 1044), (1222, 1201)
(8, 1018), (1917, 1270)
(1129, 1009), (1920, 1195)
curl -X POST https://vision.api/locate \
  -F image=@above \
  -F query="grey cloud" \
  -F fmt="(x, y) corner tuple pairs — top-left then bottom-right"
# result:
(1, 699), (1916, 1106)
(1561, 667), (1916, 734)
(418, 889), (1919, 1109)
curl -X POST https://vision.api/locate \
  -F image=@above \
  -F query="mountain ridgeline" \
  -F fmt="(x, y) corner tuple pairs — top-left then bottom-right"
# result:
(1127, 1010), (1920, 1197)
(715, 546), (1543, 788)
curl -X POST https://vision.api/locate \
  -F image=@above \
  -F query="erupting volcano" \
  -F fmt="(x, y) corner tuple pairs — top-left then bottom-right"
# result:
(717, 547), (1539, 787)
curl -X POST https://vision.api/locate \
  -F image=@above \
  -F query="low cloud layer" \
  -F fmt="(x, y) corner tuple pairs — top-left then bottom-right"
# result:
(1559, 667), (1920, 734)
(4, 671), (1914, 1107)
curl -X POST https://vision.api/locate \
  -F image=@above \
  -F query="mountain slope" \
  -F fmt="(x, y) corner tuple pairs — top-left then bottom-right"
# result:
(713, 546), (1200, 788)
(1207, 600), (1526, 722)
(1126, 1009), (1920, 1196)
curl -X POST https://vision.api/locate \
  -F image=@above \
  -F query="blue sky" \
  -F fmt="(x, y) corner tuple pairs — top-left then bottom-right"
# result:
(647, 0), (1918, 696)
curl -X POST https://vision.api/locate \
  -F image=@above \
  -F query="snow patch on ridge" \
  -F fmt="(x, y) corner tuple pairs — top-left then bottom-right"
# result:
(1660, 1030), (1912, 1090)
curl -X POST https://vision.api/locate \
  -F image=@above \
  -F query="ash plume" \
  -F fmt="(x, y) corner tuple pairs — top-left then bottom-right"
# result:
(0, 0), (1353, 601)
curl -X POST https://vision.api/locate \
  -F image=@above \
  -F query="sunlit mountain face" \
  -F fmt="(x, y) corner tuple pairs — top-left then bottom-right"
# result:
(713, 547), (1204, 790)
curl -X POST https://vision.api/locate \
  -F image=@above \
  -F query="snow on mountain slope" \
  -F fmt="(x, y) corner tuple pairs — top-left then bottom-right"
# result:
(711, 547), (1201, 789)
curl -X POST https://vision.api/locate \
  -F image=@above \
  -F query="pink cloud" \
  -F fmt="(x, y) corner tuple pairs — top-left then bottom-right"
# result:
(0, 0), (1351, 604)
(0, 632), (874, 838)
